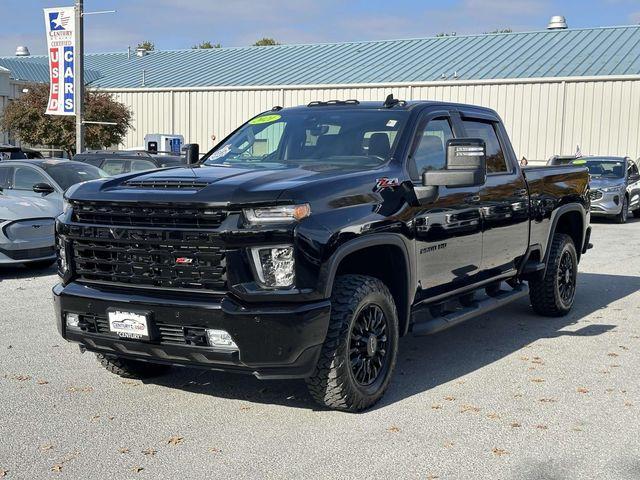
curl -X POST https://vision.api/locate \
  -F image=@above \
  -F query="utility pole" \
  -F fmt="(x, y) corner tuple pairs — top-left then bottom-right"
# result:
(75, 0), (85, 154)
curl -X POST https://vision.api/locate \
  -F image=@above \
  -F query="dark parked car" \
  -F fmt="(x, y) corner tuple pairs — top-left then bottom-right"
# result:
(72, 150), (185, 176)
(0, 144), (44, 160)
(547, 155), (578, 166)
(54, 99), (591, 411)
(574, 156), (640, 222)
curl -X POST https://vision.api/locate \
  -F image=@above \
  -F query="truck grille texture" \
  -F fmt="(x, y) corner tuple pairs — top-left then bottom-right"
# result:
(81, 313), (207, 345)
(67, 202), (227, 291)
(72, 202), (226, 228)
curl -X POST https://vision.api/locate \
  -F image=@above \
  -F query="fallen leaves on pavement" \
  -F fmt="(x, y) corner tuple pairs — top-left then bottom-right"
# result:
(167, 435), (184, 446)
(577, 387), (589, 394)
(131, 466), (144, 473)
(40, 444), (54, 451)
(118, 448), (130, 454)
(142, 448), (157, 456)
(492, 448), (509, 456)
(51, 464), (63, 473)
(66, 386), (93, 393)
(0, 469), (7, 477)
(388, 425), (401, 433)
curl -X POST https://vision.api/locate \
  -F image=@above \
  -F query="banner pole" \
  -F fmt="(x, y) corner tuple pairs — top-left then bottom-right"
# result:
(75, 0), (84, 154)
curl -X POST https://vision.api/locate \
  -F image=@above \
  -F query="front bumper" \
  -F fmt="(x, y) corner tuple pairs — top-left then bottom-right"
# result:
(53, 282), (331, 379)
(0, 218), (55, 264)
(590, 190), (624, 216)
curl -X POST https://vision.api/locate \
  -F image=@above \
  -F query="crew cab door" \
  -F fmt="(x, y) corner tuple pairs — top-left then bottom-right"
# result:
(408, 110), (483, 301)
(627, 159), (640, 212)
(459, 112), (529, 275)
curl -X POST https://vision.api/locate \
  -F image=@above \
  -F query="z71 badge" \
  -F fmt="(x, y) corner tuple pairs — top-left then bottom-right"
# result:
(374, 177), (400, 192)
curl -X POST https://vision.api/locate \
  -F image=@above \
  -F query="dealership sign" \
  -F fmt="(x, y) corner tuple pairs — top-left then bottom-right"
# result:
(43, 6), (76, 115)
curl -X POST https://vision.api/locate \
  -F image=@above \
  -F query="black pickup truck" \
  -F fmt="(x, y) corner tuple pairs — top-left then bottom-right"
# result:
(53, 98), (591, 412)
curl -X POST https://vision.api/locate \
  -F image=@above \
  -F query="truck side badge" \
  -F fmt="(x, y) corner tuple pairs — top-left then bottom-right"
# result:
(374, 177), (400, 192)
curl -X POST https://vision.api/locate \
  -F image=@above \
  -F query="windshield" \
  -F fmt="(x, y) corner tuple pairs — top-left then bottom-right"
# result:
(576, 159), (626, 179)
(203, 109), (409, 171)
(40, 162), (109, 190)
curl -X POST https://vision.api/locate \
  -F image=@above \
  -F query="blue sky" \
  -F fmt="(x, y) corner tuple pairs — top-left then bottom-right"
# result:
(2, 0), (640, 56)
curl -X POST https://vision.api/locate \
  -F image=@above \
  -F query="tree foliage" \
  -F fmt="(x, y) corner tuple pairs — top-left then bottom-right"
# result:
(136, 40), (155, 51)
(485, 28), (513, 34)
(436, 32), (457, 37)
(1, 83), (132, 156)
(192, 41), (222, 49)
(253, 37), (280, 46)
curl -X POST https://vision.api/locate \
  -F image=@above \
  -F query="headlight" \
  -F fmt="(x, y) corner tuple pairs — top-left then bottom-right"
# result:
(62, 197), (72, 216)
(250, 245), (295, 288)
(601, 185), (624, 193)
(244, 204), (310, 224)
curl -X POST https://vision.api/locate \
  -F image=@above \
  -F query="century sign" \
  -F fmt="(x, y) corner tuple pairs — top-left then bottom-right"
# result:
(43, 6), (76, 115)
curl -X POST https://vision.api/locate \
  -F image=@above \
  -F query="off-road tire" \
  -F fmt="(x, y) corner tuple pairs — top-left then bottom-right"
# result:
(529, 233), (577, 317)
(95, 353), (171, 379)
(615, 196), (628, 224)
(306, 275), (399, 412)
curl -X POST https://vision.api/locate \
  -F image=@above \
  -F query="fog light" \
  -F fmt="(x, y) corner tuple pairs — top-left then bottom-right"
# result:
(66, 313), (80, 328)
(57, 239), (67, 274)
(250, 245), (295, 288)
(205, 329), (238, 350)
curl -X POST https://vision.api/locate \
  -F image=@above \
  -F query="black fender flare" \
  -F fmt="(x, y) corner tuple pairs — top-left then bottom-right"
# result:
(543, 203), (587, 271)
(320, 233), (415, 336)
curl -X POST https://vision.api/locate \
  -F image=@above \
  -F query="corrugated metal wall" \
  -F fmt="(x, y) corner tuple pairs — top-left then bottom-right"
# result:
(106, 78), (640, 160)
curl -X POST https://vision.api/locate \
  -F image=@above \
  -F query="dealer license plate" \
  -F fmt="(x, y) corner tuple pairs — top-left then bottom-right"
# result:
(108, 310), (150, 340)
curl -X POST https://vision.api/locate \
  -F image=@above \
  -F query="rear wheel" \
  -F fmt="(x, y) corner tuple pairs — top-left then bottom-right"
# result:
(306, 275), (399, 412)
(615, 196), (628, 223)
(95, 353), (171, 379)
(529, 233), (577, 317)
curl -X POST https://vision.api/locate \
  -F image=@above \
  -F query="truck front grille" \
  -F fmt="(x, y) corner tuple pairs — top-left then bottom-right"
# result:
(81, 314), (207, 345)
(72, 202), (227, 229)
(66, 203), (228, 292)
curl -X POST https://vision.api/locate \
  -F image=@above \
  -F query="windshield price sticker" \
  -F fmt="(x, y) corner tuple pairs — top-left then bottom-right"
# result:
(249, 114), (282, 125)
(209, 144), (232, 160)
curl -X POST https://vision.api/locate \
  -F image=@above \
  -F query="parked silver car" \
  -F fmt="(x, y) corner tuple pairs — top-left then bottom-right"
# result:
(576, 156), (640, 223)
(0, 160), (108, 267)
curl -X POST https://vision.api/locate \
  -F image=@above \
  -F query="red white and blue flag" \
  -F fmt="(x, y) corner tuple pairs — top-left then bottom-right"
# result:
(43, 7), (76, 116)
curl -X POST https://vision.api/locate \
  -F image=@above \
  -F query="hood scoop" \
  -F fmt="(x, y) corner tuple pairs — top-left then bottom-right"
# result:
(123, 178), (211, 190)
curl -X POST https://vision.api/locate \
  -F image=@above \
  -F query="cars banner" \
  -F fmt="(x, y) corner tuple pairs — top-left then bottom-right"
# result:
(43, 6), (76, 116)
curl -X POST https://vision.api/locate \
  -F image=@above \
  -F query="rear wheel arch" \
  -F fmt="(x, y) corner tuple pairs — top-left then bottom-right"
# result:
(323, 235), (413, 336)
(546, 205), (585, 266)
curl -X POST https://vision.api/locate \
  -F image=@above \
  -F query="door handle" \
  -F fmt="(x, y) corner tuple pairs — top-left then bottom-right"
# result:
(466, 195), (480, 203)
(514, 189), (528, 197)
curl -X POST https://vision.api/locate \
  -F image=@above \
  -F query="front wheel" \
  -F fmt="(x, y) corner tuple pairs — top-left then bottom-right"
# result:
(615, 196), (628, 223)
(306, 275), (399, 412)
(529, 233), (577, 317)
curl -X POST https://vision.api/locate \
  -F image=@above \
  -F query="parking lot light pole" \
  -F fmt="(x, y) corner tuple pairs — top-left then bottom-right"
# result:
(75, 0), (85, 155)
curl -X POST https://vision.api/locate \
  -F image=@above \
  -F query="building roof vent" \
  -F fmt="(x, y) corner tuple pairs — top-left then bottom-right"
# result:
(547, 15), (568, 30)
(15, 46), (31, 56)
(135, 47), (148, 57)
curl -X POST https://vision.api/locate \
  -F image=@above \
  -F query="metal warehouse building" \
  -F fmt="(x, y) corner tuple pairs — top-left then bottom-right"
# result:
(2, 22), (640, 160)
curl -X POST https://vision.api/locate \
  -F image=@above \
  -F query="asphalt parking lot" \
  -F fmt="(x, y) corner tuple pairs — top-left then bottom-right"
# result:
(1, 218), (639, 480)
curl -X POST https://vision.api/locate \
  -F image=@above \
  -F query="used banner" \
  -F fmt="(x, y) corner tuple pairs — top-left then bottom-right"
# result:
(43, 6), (76, 115)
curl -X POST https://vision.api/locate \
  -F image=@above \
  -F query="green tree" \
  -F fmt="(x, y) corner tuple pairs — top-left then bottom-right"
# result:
(253, 37), (280, 46)
(1, 83), (133, 157)
(136, 40), (155, 51)
(192, 41), (222, 49)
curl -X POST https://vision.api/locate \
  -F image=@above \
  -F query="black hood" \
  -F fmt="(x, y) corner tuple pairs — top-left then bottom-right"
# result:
(66, 164), (390, 209)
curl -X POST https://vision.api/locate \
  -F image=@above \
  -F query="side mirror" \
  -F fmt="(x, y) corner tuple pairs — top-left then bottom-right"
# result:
(183, 143), (200, 165)
(33, 182), (55, 195)
(630, 173), (640, 183)
(423, 138), (487, 188)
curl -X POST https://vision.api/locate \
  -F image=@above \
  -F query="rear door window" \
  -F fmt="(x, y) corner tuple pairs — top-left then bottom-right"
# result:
(130, 159), (157, 172)
(101, 159), (128, 175)
(462, 119), (509, 174)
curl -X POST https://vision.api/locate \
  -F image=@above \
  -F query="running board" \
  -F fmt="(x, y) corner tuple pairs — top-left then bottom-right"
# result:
(411, 283), (529, 336)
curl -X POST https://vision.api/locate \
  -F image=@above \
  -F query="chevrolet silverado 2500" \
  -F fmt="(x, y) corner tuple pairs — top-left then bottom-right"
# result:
(53, 98), (591, 411)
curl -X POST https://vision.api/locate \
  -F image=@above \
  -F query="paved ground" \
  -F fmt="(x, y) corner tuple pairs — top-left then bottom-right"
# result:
(1, 218), (639, 480)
